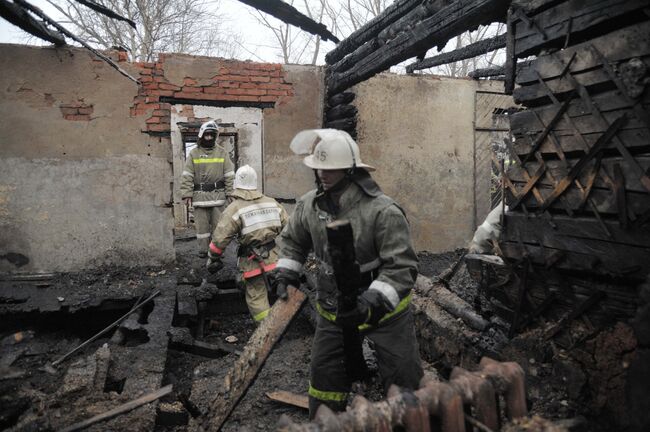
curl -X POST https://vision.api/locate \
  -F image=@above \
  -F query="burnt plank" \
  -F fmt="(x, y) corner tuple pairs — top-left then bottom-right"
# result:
(504, 212), (650, 248)
(327, 91), (355, 107)
(516, 21), (650, 85)
(512, 128), (650, 157)
(500, 242), (649, 280)
(506, 183), (650, 216)
(510, 90), (650, 136)
(508, 157), (650, 194)
(325, 104), (357, 122)
(514, 59), (650, 106)
(513, 0), (649, 58)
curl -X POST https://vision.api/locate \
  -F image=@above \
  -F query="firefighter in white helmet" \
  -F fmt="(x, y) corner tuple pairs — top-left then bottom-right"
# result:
(180, 120), (235, 257)
(274, 129), (423, 417)
(206, 165), (289, 322)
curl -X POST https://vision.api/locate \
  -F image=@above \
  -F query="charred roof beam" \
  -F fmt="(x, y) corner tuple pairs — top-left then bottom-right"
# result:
(0, 0), (65, 45)
(237, 0), (339, 43)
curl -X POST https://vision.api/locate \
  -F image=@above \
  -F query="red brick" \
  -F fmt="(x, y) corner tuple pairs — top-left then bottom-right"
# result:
(260, 95), (279, 102)
(203, 87), (225, 94)
(159, 103), (171, 109)
(158, 82), (181, 91)
(218, 67), (229, 74)
(278, 83), (293, 90)
(143, 83), (159, 90)
(184, 77), (199, 86)
(173, 92), (214, 100)
(180, 86), (202, 93)
(218, 74), (250, 82)
(146, 116), (160, 124)
(258, 82), (283, 90)
(139, 75), (153, 83)
(153, 75), (168, 82)
(143, 62), (155, 69)
(239, 82), (257, 89)
(152, 109), (170, 116)
(244, 89), (267, 96)
(213, 94), (243, 101)
(270, 70), (281, 77)
(270, 77), (283, 83)
(158, 116), (170, 124)
(250, 76), (271, 83)
(267, 89), (287, 96)
(147, 123), (169, 132)
(139, 68), (152, 75)
(60, 107), (78, 115)
(78, 107), (94, 115)
(236, 95), (260, 102)
(218, 81), (239, 88)
(224, 88), (247, 95)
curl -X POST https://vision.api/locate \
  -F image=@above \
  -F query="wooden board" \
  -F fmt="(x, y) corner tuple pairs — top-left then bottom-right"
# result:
(266, 391), (309, 410)
(513, 0), (649, 58)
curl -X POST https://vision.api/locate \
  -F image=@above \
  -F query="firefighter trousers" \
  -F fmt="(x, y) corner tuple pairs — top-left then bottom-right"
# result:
(194, 206), (223, 253)
(308, 306), (423, 418)
(243, 275), (271, 322)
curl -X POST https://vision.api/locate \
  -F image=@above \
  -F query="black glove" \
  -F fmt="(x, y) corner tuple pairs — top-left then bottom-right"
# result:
(206, 252), (224, 274)
(271, 268), (300, 300)
(336, 289), (393, 327)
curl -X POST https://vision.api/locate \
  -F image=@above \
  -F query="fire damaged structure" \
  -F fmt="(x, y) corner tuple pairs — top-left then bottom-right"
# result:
(1, 0), (649, 431)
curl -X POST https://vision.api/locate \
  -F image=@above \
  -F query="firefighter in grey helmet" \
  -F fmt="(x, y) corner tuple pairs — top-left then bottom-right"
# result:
(180, 120), (235, 257)
(273, 129), (424, 417)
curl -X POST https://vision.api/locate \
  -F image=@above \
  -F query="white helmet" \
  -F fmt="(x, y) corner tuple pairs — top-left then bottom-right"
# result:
(234, 165), (257, 190)
(198, 120), (219, 138)
(290, 129), (375, 172)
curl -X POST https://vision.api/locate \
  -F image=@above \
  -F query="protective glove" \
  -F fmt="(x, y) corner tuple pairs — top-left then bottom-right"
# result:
(206, 251), (224, 274)
(270, 268), (300, 301)
(336, 289), (393, 328)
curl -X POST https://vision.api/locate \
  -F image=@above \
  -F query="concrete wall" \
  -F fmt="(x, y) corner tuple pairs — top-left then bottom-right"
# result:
(0, 44), (174, 273)
(354, 74), (481, 253)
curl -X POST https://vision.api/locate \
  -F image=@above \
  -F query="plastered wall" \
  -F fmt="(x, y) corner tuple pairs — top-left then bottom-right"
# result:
(354, 74), (483, 252)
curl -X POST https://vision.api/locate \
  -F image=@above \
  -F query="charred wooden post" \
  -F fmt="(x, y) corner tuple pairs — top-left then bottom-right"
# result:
(0, 0), (65, 45)
(324, 91), (357, 136)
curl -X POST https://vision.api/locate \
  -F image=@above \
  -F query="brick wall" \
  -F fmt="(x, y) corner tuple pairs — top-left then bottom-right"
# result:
(125, 54), (295, 134)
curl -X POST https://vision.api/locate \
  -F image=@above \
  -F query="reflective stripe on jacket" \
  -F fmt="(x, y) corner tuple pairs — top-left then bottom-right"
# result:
(211, 189), (289, 277)
(180, 145), (234, 206)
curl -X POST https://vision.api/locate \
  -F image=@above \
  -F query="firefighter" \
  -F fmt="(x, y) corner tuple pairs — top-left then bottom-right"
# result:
(273, 129), (423, 417)
(206, 165), (289, 322)
(180, 120), (235, 257)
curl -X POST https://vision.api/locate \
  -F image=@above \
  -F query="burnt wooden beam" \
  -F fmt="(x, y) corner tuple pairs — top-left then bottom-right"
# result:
(325, 0), (422, 65)
(327, 91), (355, 107)
(407, 33), (506, 72)
(199, 286), (306, 431)
(72, 0), (136, 28)
(237, 0), (338, 42)
(325, 104), (357, 122)
(468, 66), (505, 78)
(327, 0), (510, 94)
(0, 0), (65, 45)
(14, 0), (139, 84)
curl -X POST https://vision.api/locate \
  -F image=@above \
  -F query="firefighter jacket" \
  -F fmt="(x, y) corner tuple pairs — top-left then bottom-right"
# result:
(277, 182), (419, 316)
(210, 189), (289, 279)
(180, 145), (234, 207)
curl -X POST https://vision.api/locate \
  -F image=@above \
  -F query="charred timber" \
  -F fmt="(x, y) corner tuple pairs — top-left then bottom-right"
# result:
(512, 0), (649, 58)
(324, 0), (421, 65)
(324, 118), (356, 135)
(72, 0), (136, 28)
(0, 0), (65, 45)
(327, 0), (510, 94)
(468, 66), (505, 79)
(325, 104), (357, 122)
(407, 33), (506, 72)
(237, 0), (339, 43)
(327, 91), (355, 107)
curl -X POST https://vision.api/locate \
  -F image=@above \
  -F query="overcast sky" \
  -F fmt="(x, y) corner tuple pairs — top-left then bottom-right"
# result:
(0, 0), (339, 63)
